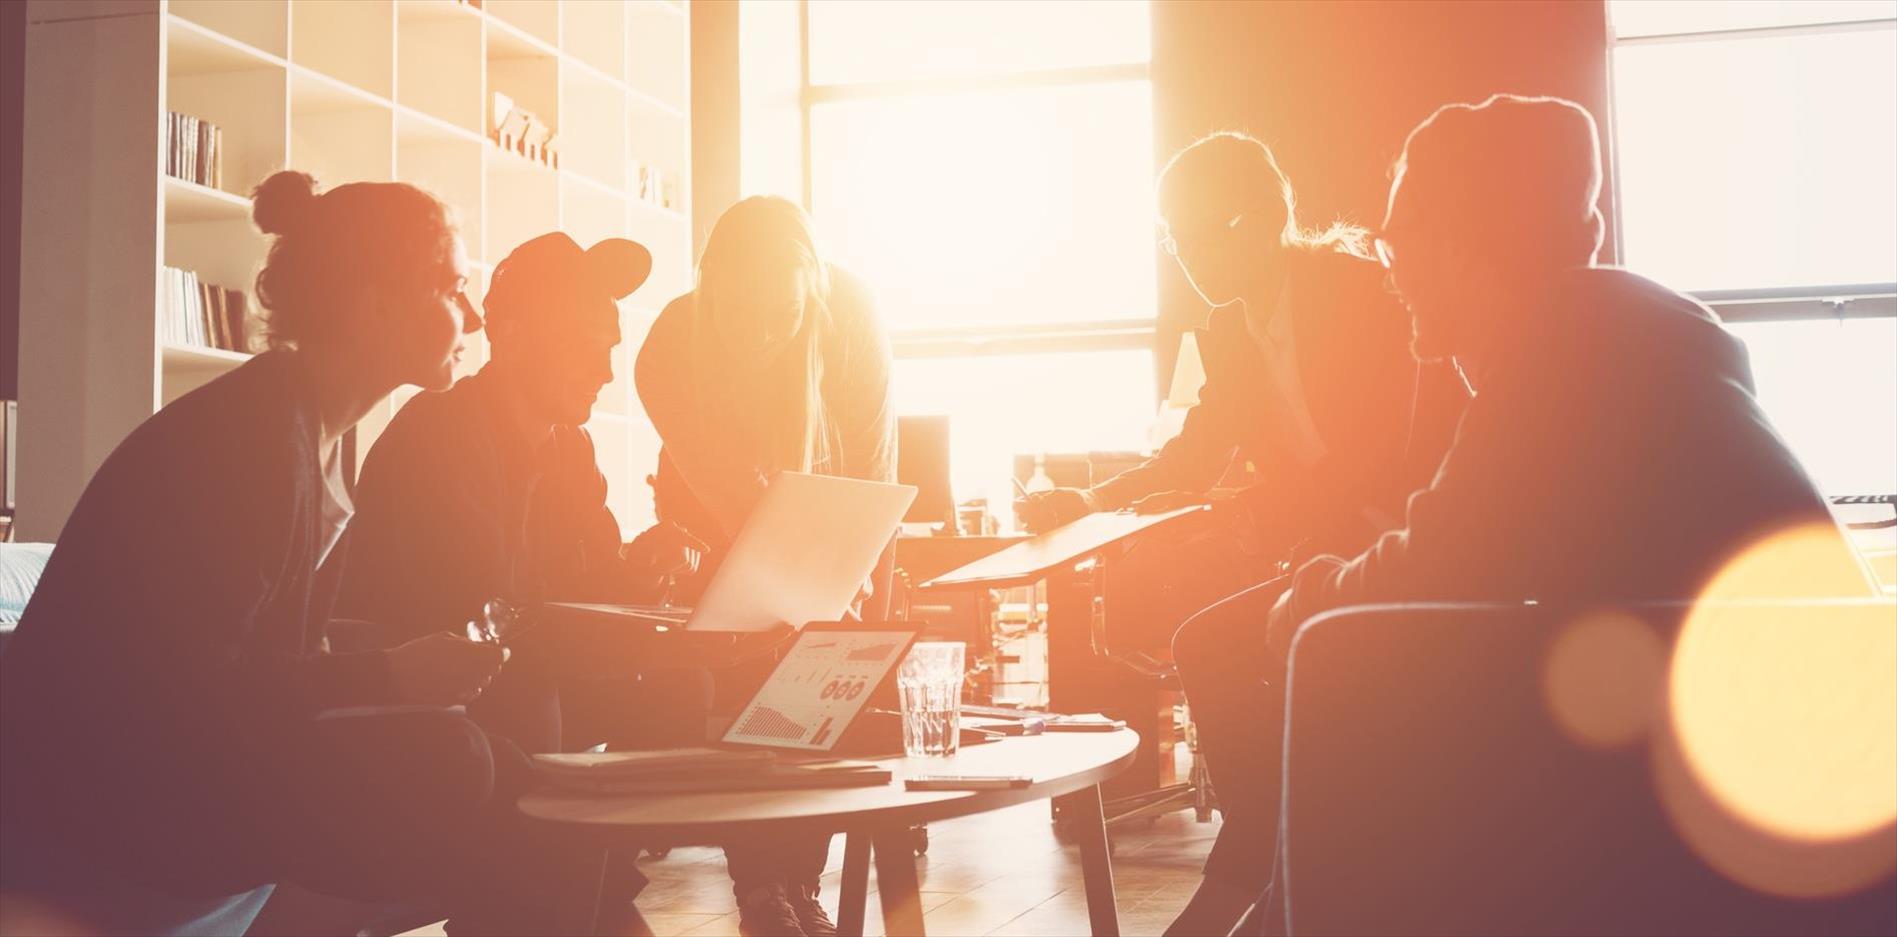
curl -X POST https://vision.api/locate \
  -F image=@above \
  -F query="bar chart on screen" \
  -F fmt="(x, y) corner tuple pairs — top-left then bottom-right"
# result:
(722, 629), (915, 750)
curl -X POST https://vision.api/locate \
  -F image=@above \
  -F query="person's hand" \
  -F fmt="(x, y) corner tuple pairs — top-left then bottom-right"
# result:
(1128, 490), (1207, 515)
(1015, 487), (1099, 533)
(625, 521), (709, 579)
(849, 577), (876, 618)
(387, 632), (507, 706)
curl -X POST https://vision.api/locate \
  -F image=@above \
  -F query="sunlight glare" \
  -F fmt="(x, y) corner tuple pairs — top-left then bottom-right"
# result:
(1655, 523), (1895, 897)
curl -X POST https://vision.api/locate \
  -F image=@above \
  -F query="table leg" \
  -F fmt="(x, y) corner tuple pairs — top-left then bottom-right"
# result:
(1071, 784), (1121, 937)
(871, 826), (927, 937)
(549, 844), (611, 937)
(838, 830), (872, 937)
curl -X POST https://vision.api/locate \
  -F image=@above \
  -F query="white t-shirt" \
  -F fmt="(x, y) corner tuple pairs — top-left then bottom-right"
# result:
(317, 442), (354, 568)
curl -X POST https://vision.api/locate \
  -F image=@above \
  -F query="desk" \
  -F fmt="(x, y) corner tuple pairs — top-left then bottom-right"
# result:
(918, 508), (1212, 819)
(518, 731), (1140, 937)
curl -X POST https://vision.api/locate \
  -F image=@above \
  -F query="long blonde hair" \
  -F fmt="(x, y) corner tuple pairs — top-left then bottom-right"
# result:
(692, 196), (837, 473)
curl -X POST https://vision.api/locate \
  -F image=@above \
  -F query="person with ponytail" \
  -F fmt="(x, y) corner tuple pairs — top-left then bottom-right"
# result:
(0, 172), (574, 934)
(635, 195), (894, 937)
(1012, 132), (1465, 937)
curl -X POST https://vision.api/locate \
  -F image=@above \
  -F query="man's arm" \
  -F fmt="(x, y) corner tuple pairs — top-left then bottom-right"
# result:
(1088, 350), (1244, 510)
(1265, 383), (1557, 657)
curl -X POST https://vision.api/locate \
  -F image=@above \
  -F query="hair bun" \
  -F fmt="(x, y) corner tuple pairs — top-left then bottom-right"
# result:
(252, 171), (320, 236)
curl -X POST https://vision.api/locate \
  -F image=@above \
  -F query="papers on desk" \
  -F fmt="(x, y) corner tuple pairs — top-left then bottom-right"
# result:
(534, 748), (891, 794)
(921, 505), (1211, 589)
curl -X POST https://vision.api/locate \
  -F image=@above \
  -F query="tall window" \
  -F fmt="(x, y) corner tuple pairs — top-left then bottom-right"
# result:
(802, 0), (1158, 514)
(1609, 0), (1897, 494)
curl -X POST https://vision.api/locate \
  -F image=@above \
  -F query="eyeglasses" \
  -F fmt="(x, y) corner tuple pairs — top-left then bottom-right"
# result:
(453, 289), (478, 320)
(1159, 211), (1247, 257)
(1373, 236), (1396, 269)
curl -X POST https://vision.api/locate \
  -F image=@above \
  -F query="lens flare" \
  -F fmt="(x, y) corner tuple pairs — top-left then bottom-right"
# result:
(1541, 610), (1666, 750)
(1657, 523), (1895, 898)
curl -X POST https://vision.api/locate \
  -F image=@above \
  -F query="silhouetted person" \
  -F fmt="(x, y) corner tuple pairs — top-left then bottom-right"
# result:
(1021, 132), (1464, 937)
(1019, 131), (1464, 559)
(635, 195), (894, 937)
(0, 172), (580, 933)
(338, 231), (709, 758)
(1170, 95), (1873, 935)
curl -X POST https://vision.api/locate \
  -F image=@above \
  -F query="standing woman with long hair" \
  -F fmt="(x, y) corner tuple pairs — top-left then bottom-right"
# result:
(0, 172), (571, 933)
(639, 195), (894, 592)
(635, 195), (894, 937)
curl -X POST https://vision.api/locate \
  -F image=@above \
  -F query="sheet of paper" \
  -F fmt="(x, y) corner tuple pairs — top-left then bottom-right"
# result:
(921, 504), (1210, 588)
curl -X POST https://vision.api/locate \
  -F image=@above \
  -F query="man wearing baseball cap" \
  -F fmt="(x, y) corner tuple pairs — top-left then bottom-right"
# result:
(336, 230), (713, 927)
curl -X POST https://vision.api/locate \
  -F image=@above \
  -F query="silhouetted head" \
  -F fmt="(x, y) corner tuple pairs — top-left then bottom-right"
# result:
(485, 232), (651, 426)
(252, 171), (476, 392)
(696, 196), (830, 362)
(692, 196), (835, 472)
(1380, 94), (1606, 366)
(1156, 132), (1299, 308)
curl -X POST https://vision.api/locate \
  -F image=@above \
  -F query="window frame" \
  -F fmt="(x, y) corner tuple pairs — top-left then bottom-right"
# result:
(1607, 11), (1897, 323)
(795, 0), (1159, 359)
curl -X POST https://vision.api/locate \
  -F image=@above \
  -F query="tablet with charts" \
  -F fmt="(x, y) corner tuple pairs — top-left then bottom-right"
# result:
(721, 625), (919, 752)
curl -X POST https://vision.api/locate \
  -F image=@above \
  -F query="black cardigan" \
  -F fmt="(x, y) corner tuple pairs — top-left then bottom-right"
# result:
(336, 365), (635, 643)
(0, 350), (392, 896)
(1092, 247), (1468, 561)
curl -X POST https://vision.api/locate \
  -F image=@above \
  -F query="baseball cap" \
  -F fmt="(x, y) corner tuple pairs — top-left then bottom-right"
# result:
(484, 232), (653, 327)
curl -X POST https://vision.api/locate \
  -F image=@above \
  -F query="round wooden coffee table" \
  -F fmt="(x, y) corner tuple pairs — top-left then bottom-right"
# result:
(518, 730), (1140, 936)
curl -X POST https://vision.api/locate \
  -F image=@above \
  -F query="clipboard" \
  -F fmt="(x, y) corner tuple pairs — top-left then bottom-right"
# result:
(918, 504), (1211, 591)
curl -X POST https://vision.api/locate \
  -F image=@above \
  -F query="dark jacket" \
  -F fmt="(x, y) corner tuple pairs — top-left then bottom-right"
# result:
(635, 267), (895, 606)
(1274, 268), (1871, 645)
(1094, 247), (1467, 560)
(336, 366), (636, 642)
(0, 350), (391, 896)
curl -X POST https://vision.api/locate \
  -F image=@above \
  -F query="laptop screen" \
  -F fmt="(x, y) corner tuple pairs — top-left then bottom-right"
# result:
(721, 626), (918, 752)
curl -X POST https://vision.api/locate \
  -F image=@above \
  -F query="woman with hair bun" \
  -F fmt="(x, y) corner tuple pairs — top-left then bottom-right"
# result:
(0, 172), (569, 934)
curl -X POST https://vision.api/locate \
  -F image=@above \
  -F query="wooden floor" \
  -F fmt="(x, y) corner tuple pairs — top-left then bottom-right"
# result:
(401, 798), (1217, 937)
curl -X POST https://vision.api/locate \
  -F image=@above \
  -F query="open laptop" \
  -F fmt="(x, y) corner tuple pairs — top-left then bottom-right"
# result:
(548, 471), (917, 633)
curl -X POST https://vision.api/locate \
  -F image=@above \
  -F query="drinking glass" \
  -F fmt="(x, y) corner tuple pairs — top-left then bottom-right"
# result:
(898, 642), (965, 757)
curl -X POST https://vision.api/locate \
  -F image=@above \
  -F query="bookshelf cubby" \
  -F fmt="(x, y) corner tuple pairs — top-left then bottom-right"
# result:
(18, 0), (691, 542)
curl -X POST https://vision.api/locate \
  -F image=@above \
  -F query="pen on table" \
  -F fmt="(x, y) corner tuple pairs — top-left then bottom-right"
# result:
(1011, 476), (1031, 500)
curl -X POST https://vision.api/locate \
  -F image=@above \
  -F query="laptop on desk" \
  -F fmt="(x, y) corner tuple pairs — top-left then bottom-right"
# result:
(546, 471), (917, 633)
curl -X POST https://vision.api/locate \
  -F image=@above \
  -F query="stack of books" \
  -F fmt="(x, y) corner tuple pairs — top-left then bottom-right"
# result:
(166, 111), (222, 189)
(491, 92), (558, 170)
(534, 747), (892, 794)
(163, 267), (251, 353)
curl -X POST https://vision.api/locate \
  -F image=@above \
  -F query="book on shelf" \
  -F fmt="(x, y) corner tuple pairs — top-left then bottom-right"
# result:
(633, 162), (678, 210)
(165, 111), (222, 189)
(162, 266), (252, 355)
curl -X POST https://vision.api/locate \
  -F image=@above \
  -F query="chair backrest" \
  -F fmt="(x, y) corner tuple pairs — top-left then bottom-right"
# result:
(1277, 600), (1897, 937)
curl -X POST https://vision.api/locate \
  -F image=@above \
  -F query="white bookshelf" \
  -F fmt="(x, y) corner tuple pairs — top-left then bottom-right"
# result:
(18, 0), (692, 541)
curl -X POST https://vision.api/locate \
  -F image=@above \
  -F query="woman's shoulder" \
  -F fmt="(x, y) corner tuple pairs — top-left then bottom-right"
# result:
(824, 265), (878, 319)
(821, 265), (889, 352)
(138, 350), (312, 453)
